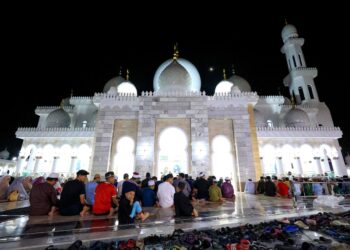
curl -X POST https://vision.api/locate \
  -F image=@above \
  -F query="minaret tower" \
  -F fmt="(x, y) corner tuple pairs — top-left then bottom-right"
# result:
(281, 21), (319, 104)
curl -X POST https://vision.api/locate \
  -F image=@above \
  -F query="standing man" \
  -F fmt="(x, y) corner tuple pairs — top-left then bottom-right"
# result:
(93, 171), (118, 216)
(29, 173), (59, 216)
(193, 172), (209, 200)
(59, 170), (90, 216)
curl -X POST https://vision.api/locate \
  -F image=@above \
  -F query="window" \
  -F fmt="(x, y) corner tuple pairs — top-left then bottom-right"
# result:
(298, 54), (303, 66)
(308, 85), (314, 99)
(292, 56), (297, 68)
(298, 87), (305, 101)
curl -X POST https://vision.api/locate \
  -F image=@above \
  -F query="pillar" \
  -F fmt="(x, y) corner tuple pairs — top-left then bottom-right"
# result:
(70, 156), (77, 174)
(16, 156), (25, 175)
(33, 156), (42, 174)
(294, 157), (303, 176)
(52, 156), (59, 173)
(276, 157), (284, 177)
(314, 157), (323, 175)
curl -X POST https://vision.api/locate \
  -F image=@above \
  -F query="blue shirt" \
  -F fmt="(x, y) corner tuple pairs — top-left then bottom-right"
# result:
(85, 181), (98, 205)
(244, 181), (255, 194)
(142, 187), (156, 207)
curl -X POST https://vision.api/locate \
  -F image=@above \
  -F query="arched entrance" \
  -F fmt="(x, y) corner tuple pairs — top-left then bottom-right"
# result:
(157, 127), (188, 177)
(211, 135), (236, 184)
(113, 136), (135, 177)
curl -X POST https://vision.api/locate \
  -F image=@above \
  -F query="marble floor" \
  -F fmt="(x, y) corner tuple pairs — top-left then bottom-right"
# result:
(0, 193), (348, 249)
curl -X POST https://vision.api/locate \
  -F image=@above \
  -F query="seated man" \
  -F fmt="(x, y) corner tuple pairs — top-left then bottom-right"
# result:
(142, 180), (156, 207)
(174, 182), (198, 217)
(93, 171), (118, 217)
(29, 173), (59, 216)
(59, 170), (90, 216)
(221, 177), (234, 199)
(85, 174), (101, 206)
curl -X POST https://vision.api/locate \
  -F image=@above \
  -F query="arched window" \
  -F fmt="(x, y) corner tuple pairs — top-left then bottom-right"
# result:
(267, 120), (273, 128)
(298, 87), (305, 101)
(292, 56), (297, 68)
(308, 85), (314, 99)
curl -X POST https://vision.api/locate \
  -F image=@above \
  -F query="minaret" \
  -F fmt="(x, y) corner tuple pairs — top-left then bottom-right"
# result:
(281, 21), (319, 104)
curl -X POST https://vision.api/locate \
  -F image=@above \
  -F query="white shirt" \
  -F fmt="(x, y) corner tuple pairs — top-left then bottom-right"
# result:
(244, 181), (255, 194)
(157, 181), (175, 208)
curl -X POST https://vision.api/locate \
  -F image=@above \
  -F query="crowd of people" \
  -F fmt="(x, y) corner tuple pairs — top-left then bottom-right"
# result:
(0, 170), (235, 225)
(1, 170), (350, 226)
(244, 173), (350, 198)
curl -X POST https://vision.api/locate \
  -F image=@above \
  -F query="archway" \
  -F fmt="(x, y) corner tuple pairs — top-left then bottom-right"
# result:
(157, 127), (188, 177)
(211, 135), (236, 184)
(113, 136), (135, 177)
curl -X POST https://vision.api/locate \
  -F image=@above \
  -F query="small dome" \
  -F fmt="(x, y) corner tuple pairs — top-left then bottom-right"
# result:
(107, 86), (118, 95)
(282, 24), (298, 43)
(117, 81), (137, 95)
(46, 108), (71, 128)
(103, 76), (125, 93)
(0, 148), (10, 160)
(228, 75), (251, 92)
(254, 109), (266, 127)
(215, 80), (233, 94)
(231, 85), (241, 95)
(154, 58), (201, 92)
(285, 108), (310, 127)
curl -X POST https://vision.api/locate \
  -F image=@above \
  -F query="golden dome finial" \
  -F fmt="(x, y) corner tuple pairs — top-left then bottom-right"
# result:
(223, 69), (227, 80)
(290, 94), (296, 108)
(285, 18), (288, 25)
(126, 69), (130, 81)
(173, 43), (179, 60)
(119, 66), (122, 76)
(70, 89), (74, 98)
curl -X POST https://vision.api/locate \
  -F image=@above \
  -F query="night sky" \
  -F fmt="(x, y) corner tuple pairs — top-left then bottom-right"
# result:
(1, 6), (349, 158)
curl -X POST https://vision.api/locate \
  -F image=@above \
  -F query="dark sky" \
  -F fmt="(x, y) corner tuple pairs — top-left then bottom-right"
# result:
(1, 6), (349, 157)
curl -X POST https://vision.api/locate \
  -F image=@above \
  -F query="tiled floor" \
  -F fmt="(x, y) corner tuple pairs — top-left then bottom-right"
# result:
(0, 193), (348, 249)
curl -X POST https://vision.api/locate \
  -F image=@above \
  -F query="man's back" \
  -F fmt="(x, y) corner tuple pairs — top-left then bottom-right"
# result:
(30, 182), (57, 216)
(174, 191), (193, 217)
(60, 179), (85, 207)
(157, 182), (175, 208)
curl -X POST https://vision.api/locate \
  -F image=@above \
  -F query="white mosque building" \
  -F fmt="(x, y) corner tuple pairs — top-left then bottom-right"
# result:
(13, 23), (348, 189)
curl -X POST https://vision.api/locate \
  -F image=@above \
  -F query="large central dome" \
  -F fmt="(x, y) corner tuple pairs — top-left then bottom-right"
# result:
(153, 58), (201, 92)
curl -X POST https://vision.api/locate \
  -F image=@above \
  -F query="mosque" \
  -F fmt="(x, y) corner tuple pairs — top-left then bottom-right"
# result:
(10, 23), (348, 190)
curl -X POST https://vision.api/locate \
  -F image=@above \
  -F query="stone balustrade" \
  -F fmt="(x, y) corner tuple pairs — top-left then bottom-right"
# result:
(16, 127), (95, 138)
(256, 126), (342, 138)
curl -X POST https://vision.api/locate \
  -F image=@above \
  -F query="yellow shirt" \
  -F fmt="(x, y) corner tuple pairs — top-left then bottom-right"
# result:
(209, 185), (222, 202)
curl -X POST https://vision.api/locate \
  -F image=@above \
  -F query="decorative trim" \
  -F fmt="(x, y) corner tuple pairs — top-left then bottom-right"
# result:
(256, 126), (342, 138)
(16, 127), (95, 138)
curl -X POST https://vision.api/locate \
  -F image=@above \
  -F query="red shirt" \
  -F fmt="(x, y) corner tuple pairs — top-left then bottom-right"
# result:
(277, 182), (289, 197)
(93, 182), (117, 214)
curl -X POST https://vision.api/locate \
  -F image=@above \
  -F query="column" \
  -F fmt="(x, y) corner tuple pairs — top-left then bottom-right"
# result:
(70, 156), (77, 174)
(294, 157), (303, 177)
(33, 156), (42, 174)
(332, 157), (345, 177)
(16, 156), (25, 175)
(260, 157), (265, 176)
(276, 157), (284, 177)
(52, 156), (59, 173)
(314, 157), (323, 175)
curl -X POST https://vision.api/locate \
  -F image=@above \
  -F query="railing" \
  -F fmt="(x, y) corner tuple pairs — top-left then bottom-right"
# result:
(256, 126), (342, 138)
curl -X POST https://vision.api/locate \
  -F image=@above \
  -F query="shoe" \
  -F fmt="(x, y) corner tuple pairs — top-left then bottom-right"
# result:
(67, 240), (83, 250)
(277, 218), (290, 224)
(331, 220), (350, 226)
(305, 219), (317, 225)
(294, 220), (309, 229)
(283, 225), (299, 233)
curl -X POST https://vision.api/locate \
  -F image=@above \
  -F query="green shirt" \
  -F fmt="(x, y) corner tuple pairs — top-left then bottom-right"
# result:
(209, 185), (222, 202)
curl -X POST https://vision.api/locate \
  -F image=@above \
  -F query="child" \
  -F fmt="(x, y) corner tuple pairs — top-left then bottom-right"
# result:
(118, 182), (149, 225)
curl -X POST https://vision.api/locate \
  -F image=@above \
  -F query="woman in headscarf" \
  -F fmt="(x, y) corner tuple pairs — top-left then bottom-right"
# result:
(7, 176), (32, 201)
(0, 176), (11, 200)
(32, 176), (45, 186)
